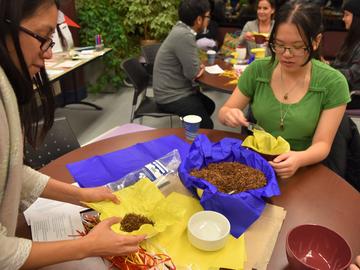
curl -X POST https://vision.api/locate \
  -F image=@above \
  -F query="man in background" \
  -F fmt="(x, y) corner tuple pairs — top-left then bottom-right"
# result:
(153, 0), (215, 129)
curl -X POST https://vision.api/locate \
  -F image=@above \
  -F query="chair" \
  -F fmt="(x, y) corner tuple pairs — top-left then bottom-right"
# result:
(141, 43), (161, 80)
(120, 57), (176, 126)
(24, 117), (80, 169)
(321, 31), (347, 61)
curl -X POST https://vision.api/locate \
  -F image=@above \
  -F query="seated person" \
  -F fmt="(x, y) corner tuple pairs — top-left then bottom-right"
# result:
(153, 0), (216, 129)
(218, 1), (350, 178)
(331, 0), (360, 109)
(196, 0), (224, 51)
(238, 0), (275, 56)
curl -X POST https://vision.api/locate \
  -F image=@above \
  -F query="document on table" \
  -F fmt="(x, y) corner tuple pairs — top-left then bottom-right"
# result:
(54, 60), (82, 68)
(205, 65), (224, 74)
(46, 69), (64, 77)
(30, 211), (84, 241)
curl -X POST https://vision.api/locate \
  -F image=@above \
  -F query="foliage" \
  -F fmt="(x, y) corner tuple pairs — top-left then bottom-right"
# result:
(76, 0), (139, 92)
(117, 0), (180, 41)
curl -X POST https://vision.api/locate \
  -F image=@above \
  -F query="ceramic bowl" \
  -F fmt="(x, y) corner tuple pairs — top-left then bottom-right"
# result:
(187, 210), (230, 251)
(286, 224), (352, 270)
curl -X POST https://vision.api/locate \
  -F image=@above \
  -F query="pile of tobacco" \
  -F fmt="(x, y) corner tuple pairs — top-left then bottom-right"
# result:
(120, 213), (154, 232)
(190, 162), (267, 193)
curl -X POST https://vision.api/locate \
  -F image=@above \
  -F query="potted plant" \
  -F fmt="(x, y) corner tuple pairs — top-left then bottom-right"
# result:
(117, 0), (180, 44)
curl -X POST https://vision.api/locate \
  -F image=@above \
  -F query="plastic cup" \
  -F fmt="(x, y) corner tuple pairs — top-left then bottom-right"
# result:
(251, 48), (266, 59)
(182, 115), (202, 141)
(236, 47), (247, 60)
(206, 50), (216, 65)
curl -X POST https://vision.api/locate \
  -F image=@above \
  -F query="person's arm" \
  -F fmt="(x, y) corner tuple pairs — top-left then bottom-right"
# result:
(337, 50), (360, 90)
(40, 178), (119, 205)
(269, 105), (346, 178)
(218, 86), (251, 127)
(174, 32), (200, 81)
(238, 21), (255, 45)
(21, 217), (145, 269)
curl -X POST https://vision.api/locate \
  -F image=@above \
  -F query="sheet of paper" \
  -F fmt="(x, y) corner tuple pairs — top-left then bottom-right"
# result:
(54, 60), (82, 68)
(46, 69), (65, 77)
(30, 212), (84, 241)
(205, 64), (224, 74)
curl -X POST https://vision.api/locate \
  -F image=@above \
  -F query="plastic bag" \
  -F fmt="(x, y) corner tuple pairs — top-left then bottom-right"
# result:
(178, 135), (280, 238)
(106, 149), (181, 192)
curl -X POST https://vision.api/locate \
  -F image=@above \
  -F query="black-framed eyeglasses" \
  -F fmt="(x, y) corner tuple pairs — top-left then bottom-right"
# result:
(269, 43), (309, 57)
(19, 25), (55, 52)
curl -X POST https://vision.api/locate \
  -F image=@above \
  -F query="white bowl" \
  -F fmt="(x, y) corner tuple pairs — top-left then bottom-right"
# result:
(187, 210), (230, 251)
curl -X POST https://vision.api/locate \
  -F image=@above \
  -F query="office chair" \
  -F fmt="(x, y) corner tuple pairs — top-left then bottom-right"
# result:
(141, 43), (161, 82)
(24, 116), (80, 169)
(120, 57), (176, 127)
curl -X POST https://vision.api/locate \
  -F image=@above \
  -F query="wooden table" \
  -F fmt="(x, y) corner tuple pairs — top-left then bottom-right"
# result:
(197, 59), (236, 94)
(45, 48), (112, 110)
(37, 128), (360, 269)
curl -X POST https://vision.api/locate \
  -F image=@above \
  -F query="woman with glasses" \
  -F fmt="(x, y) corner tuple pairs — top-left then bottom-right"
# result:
(0, 0), (144, 269)
(331, 0), (360, 109)
(238, 0), (275, 56)
(218, 0), (350, 178)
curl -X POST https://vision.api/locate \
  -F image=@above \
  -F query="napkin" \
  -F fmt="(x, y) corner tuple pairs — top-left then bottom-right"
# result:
(86, 178), (185, 237)
(242, 129), (290, 155)
(147, 192), (246, 270)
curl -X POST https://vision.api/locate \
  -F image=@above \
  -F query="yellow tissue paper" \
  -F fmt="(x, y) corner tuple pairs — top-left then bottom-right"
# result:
(145, 192), (246, 270)
(85, 178), (185, 237)
(242, 129), (290, 155)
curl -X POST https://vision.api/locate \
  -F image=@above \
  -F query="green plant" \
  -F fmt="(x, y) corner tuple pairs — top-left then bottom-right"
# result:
(76, 0), (139, 92)
(118, 0), (180, 41)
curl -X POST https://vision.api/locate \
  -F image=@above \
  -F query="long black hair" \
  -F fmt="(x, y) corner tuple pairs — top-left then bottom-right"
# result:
(337, 15), (360, 62)
(268, 0), (323, 65)
(0, 0), (58, 146)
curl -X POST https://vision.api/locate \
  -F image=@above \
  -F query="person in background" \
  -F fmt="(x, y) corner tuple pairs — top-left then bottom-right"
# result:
(218, 0), (350, 178)
(153, 0), (216, 129)
(0, 0), (145, 269)
(331, 0), (360, 109)
(196, 0), (220, 51)
(238, 0), (275, 56)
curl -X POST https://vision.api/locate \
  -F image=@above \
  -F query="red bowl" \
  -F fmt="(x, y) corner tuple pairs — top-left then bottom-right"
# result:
(286, 224), (352, 270)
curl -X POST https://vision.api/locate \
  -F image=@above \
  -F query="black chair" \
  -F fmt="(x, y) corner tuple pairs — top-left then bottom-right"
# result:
(121, 57), (176, 126)
(141, 43), (161, 82)
(24, 117), (80, 169)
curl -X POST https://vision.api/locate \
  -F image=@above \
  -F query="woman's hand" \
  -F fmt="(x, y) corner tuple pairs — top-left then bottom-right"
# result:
(244, 32), (255, 42)
(82, 217), (146, 257)
(269, 151), (303, 179)
(80, 186), (120, 204)
(220, 107), (248, 128)
(350, 255), (360, 270)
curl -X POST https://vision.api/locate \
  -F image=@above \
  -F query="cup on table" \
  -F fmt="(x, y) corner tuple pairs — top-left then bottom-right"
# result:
(182, 115), (202, 141)
(206, 50), (216, 65)
(236, 47), (247, 61)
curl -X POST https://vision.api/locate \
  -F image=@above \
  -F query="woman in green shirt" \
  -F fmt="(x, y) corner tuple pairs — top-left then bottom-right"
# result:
(218, 0), (350, 178)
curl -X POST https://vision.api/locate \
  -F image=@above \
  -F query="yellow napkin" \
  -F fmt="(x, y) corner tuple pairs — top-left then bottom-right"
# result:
(145, 192), (246, 270)
(86, 178), (185, 237)
(242, 129), (290, 155)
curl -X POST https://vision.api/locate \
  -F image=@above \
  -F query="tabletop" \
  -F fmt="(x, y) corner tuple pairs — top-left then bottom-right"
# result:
(38, 128), (360, 269)
(197, 58), (236, 94)
(45, 48), (112, 82)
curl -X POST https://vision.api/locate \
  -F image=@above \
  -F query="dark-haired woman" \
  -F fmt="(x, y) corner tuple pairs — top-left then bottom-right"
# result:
(332, 0), (360, 109)
(219, 0), (350, 178)
(0, 0), (144, 269)
(238, 0), (275, 55)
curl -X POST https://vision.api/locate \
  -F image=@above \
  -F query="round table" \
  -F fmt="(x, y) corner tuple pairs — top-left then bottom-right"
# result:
(37, 128), (360, 269)
(197, 59), (236, 94)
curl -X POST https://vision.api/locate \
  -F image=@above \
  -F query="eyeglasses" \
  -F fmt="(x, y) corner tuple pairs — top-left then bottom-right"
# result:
(269, 43), (309, 57)
(19, 25), (55, 52)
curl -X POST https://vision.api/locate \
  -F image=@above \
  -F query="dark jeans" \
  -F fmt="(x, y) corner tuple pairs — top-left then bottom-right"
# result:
(157, 92), (216, 129)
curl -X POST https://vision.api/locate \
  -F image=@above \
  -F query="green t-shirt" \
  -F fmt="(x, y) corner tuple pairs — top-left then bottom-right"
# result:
(238, 57), (351, 151)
